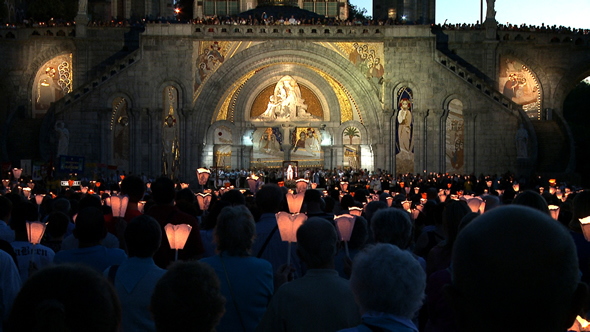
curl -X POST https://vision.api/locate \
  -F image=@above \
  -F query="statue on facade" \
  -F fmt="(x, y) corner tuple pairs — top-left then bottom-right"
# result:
(55, 121), (69, 157)
(516, 124), (528, 159)
(486, 0), (496, 22)
(78, 0), (88, 14)
(397, 98), (413, 153)
(162, 105), (180, 178)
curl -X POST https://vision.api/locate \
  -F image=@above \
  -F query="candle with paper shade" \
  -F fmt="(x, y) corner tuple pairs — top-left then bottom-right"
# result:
(23, 187), (31, 199)
(35, 194), (45, 206)
(295, 179), (309, 194)
(276, 212), (307, 266)
(466, 197), (483, 213)
(137, 201), (146, 214)
(580, 217), (590, 241)
(247, 175), (259, 194)
(12, 168), (22, 180)
(402, 200), (411, 212)
(539, 187), (544, 194)
(196, 193), (212, 211)
(340, 182), (349, 193)
(386, 196), (393, 207)
(164, 223), (193, 261)
(27, 221), (48, 261)
(286, 192), (305, 214)
(335, 214), (356, 257)
(1, 179), (9, 188)
(438, 190), (447, 203)
(196, 168), (211, 186)
(180, 183), (189, 190)
(549, 187), (556, 195)
(513, 183), (520, 192)
(548, 205), (560, 220)
(556, 191), (564, 201)
(411, 209), (420, 220)
(349, 206), (363, 217)
(106, 194), (129, 218)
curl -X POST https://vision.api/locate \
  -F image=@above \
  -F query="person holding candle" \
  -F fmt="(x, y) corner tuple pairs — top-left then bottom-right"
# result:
(256, 217), (361, 332)
(9, 201), (55, 282)
(202, 205), (273, 332)
(54, 207), (127, 273)
(105, 215), (165, 332)
(148, 177), (204, 268)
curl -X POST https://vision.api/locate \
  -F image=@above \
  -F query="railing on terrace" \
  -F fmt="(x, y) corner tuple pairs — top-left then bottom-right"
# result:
(442, 29), (590, 46)
(143, 24), (434, 39)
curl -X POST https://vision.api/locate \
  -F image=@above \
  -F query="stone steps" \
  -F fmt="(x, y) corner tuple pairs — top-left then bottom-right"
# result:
(531, 120), (569, 173)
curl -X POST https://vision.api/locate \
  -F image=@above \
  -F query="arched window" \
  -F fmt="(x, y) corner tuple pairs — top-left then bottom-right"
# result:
(111, 97), (130, 171)
(396, 87), (414, 174)
(445, 99), (464, 174)
(32, 54), (72, 118)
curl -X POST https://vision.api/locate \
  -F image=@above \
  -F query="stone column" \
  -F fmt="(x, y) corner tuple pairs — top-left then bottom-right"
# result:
(281, 125), (292, 161)
(75, 0), (89, 38)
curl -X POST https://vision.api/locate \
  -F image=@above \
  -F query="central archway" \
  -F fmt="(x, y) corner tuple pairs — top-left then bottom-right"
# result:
(189, 40), (384, 173)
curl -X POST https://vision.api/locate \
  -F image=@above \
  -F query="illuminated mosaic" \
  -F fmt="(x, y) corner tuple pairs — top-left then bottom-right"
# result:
(250, 77), (323, 120)
(499, 56), (542, 119)
(445, 99), (464, 174)
(33, 54), (72, 117)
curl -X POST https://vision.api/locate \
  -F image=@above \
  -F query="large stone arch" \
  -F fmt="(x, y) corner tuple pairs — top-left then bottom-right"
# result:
(191, 40), (384, 171)
(552, 57), (590, 114)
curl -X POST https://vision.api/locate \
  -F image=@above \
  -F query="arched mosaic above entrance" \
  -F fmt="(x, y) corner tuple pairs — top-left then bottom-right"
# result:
(250, 75), (323, 121)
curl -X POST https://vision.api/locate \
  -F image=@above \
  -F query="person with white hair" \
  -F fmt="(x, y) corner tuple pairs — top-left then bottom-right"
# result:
(339, 243), (426, 332)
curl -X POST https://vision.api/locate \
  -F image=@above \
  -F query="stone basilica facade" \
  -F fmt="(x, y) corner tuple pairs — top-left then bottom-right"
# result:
(1, 0), (589, 181)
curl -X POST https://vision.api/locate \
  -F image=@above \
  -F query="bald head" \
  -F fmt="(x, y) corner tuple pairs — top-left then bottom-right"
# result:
(449, 205), (586, 332)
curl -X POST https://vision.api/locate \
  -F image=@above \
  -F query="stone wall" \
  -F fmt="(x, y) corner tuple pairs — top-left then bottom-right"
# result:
(1, 24), (587, 178)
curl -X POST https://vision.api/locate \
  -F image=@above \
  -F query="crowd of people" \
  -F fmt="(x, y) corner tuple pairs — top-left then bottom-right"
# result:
(0, 169), (589, 331)
(2, 15), (588, 36)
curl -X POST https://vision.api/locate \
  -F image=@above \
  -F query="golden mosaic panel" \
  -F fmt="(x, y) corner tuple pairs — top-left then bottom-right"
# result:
(250, 84), (323, 119)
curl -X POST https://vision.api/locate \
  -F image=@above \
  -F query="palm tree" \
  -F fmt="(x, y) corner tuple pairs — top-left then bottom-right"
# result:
(344, 127), (360, 145)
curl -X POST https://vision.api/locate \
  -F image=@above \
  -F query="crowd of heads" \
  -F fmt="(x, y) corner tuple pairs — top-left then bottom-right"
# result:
(1, 168), (589, 332)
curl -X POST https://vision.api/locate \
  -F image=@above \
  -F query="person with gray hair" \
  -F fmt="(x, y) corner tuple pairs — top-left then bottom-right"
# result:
(339, 243), (426, 332)
(446, 205), (587, 332)
(256, 217), (361, 331)
(202, 205), (273, 332)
